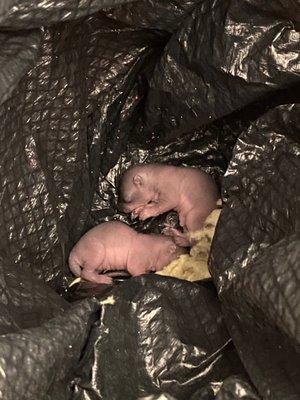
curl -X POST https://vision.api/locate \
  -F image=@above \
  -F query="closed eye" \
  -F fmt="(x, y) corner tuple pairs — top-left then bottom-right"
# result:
(148, 199), (158, 205)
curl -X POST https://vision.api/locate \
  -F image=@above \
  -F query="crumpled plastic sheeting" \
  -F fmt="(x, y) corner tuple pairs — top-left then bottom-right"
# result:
(215, 376), (260, 400)
(0, 29), (42, 106)
(0, 0), (299, 400)
(211, 104), (300, 400)
(0, 0), (133, 29)
(244, 0), (300, 23)
(0, 252), (100, 400)
(189, 375), (260, 399)
(73, 277), (248, 400)
(120, 375), (260, 400)
(0, 295), (99, 400)
(140, 0), (300, 138)
(0, 13), (164, 289)
(0, 255), (67, 334)
(105, 0), (200, 33)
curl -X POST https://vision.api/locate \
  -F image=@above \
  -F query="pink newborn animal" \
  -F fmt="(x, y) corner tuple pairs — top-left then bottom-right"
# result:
(118, 164), (219, 246)
(68, 221), (184, 284)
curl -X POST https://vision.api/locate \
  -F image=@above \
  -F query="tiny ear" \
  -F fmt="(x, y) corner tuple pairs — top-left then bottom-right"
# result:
(169, 243), (177, 254)
(133, 174), (143, 186)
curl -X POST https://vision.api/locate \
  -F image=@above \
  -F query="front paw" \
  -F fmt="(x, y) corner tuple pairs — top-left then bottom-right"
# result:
(131, 205), (146, 220)
(139, 207), (155, 221)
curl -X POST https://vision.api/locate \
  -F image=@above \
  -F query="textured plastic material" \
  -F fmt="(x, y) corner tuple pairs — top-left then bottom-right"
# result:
(0, 0), (299, 399)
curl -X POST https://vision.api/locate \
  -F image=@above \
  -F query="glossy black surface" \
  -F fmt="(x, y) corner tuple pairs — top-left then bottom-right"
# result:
(0, 0), (299, 399)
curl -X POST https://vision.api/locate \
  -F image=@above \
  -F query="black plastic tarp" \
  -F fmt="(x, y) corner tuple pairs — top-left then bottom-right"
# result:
(0, 1), (299, 399)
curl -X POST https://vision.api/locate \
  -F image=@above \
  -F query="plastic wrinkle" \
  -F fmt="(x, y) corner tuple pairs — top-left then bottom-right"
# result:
(0, 1), (299, 399)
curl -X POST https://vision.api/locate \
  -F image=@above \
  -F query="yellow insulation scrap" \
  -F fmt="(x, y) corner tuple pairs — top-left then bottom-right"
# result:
(156, 208), (221, 281)
(100, 295), (115, 306)
(69, 277), (82, 287)
(156, 254), (210, 281)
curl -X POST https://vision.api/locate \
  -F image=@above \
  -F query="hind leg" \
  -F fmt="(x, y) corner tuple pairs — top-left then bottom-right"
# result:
(163, 210), (208, 247)
(185, 210), (206, 233)
(162, 227), (191, 247)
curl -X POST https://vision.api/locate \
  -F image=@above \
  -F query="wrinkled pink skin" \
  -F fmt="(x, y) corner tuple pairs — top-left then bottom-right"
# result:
(118, 164), (219, 246)
(68, 221), (185, 284)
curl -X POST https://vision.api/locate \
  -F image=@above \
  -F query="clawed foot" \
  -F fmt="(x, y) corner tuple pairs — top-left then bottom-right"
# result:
(162, 227), (191, 247)
(131, 202), (160, 221)
(131, 205), (146, 220)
